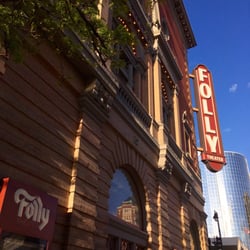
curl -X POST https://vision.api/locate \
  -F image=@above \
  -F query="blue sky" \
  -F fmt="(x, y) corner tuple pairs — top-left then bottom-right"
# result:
(184, 0), (250, 166)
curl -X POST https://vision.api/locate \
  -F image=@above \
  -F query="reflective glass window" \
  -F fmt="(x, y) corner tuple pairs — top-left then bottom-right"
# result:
(108, 169), (141, 228)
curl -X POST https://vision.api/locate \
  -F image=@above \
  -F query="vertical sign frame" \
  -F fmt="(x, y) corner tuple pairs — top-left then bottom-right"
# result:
(193, 64), (226, 172)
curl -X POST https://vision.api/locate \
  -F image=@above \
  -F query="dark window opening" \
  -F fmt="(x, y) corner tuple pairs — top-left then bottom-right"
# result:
(0, 232), (47, 250)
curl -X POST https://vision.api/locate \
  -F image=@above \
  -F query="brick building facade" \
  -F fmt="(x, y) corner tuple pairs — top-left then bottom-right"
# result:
(0, 0), (208, 249)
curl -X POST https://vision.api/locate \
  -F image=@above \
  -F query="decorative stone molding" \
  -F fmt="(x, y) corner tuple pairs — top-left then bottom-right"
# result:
(165, 162), (173, 178)
(173, 0), (196, 48)
(88, 80), (112, 111)
(157, 162), (173, 184)
(117, 84), (152, 128)
(80, 80), (114, 122)
(182, 182), (192, 201)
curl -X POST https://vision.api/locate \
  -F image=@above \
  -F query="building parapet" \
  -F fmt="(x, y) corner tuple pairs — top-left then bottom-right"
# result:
(117, 84), (152, 129)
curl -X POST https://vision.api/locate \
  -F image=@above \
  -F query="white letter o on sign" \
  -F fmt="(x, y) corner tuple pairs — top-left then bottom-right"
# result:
(199, 83), (211, 98)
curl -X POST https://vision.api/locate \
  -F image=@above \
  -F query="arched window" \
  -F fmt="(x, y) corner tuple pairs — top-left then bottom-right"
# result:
(107, 168), (147, 249)
(108, 169), (143, 228)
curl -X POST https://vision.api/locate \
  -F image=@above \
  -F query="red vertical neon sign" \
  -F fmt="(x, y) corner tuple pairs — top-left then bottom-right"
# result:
(193, 65), (226, 172)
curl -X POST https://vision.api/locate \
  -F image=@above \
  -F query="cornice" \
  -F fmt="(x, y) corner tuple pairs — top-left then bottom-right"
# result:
(173, 0), (197, 49)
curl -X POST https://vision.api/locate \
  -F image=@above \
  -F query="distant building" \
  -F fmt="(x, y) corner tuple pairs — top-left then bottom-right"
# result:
(200, 151), (250, 249)
(117, 197), (138, 226)
(209, 237), (248, 250)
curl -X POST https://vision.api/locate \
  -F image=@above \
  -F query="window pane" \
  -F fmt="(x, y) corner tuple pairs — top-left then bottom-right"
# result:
(108, 169), (140, 227)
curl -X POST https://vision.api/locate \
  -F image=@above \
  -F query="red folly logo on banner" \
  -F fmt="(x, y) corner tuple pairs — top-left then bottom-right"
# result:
(193, 65), (226, 172)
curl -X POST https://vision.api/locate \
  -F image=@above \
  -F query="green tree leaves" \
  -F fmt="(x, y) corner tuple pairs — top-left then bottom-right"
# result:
(0, 0), (133, 65)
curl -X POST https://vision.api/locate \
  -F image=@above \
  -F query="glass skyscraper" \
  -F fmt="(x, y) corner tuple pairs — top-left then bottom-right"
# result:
(200, 151), (250, 249)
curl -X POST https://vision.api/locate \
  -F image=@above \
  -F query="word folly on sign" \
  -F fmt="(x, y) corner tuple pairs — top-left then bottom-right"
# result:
(0, 177), (57, 241)
(193, 64), (226, 172)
